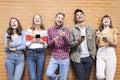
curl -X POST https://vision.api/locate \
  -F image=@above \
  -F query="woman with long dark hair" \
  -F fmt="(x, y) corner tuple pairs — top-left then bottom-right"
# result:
(4, 17), (26, 80)
(96, 15), (119, 80)
(26, 14), (48, 80)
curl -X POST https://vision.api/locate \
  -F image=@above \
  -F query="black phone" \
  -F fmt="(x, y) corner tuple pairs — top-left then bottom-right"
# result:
(103, 37), (107, 41)
(81, 36), (85, 38)
(35, 34), (40, 38)
(7, 36), (12, 40)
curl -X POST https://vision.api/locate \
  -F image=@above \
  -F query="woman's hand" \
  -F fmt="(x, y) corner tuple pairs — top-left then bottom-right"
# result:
(39, 39), (45, 44)
(9, 47), (16, 51)
(78, 37), (85, 45)
(96, 30), (101, 37)
(6, 39), (13, 48)
(30, 38), (37, 43)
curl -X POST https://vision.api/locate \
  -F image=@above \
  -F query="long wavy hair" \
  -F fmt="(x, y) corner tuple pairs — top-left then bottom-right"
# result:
(31, 14), (45, 30)
(99, 15), (113, 32)
(7, 17), (22, 35)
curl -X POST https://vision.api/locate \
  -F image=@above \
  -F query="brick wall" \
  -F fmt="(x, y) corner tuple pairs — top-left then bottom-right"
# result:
(0, 0), (120, 80)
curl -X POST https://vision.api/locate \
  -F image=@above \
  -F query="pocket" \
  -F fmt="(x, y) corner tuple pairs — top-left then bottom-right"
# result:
(88, 56), (94, 64)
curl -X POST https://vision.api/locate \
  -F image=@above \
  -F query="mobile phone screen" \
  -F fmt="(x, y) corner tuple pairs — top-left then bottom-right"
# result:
(7, 36), (12, 40)
(35, 34), (40, 38)
(60, 27), (65, 31)
(81, 36), (85, 38)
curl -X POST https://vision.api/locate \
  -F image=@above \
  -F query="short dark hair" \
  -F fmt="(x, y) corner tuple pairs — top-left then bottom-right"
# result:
(74, 9), (84, 15)
(74, 9), (84, 24)
(55, 12), (65, 18)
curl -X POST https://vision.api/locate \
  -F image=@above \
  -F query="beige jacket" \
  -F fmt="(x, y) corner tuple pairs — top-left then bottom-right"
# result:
(70, 24), (96, 63)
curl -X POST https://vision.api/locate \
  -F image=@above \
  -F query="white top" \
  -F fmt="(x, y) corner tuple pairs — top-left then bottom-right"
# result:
(79, 27), (90, 58)
(26, 29), (48, 49)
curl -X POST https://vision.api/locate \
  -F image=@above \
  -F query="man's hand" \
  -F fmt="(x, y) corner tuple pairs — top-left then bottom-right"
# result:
(54, 37), (59, 43)
(60, 31), (66, 37)
(59, 29), (66, 37)
(78, 37), (85, 45)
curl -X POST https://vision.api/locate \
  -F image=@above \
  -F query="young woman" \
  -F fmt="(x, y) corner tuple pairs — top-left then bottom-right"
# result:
(4, 17), (26, 80)
(26, 14), (48, 80)
(96, 15), (118, 80)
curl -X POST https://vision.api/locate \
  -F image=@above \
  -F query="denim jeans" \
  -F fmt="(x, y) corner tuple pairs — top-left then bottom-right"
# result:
(5, 52), (25, 80)
(27, 48), (45, 80)
(46, 56), (70, 80)
(72, 56), (94, 80)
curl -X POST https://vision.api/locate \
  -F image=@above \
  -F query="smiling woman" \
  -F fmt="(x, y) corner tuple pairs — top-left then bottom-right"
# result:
(4, 17), (26, 80)
(25, 14), (48, 80)
(96, 15), (118, 80)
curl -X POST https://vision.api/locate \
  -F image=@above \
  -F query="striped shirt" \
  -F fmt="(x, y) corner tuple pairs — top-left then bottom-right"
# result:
(48, 26), (70, 59)
(26, 29), (48, 49)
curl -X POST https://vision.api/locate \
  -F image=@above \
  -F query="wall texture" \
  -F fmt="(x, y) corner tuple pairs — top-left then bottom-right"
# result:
(0, 0), (120, 80)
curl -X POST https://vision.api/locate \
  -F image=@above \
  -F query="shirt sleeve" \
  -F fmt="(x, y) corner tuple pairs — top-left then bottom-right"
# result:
(47, 29), (55, 47)
(70, 27), (79, 48)
(114, 28), (119, 35)
(42, 30), (48, 48)
(4, 34), (10, 53)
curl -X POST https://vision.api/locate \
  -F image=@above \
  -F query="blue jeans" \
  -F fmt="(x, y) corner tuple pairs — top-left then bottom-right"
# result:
(27, 48), (45, 80)
(46, 56), (70, 80)
(5, 52), (25, 80)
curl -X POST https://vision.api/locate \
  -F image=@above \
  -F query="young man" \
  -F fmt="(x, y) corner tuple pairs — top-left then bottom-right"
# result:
(70, 9), (96, 80)
(46, 13), (70, 80)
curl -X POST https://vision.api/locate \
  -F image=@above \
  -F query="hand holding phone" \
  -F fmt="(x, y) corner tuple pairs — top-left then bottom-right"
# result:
(60, 27), (65, 31)
(6, 36), (12, 45)
(7, 36), (12, 40)
(81, 36), (85, 39)
(103, 37), (108, 43)
(60, 27), (66, 37)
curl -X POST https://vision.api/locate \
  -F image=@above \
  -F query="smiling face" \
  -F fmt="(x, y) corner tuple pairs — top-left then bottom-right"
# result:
(102, 17), (111, 26)
(75, 11), (85, 23)
(55, 14), (65, 27)
(33, 15), (42, 25)
(10, 18), (18, 29)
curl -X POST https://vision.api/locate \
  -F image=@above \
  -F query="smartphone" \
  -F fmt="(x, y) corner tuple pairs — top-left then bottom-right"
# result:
(35, 34), (40, 38)
(60, 27), (65, 31)
(7, 36), (12, 40)
(102, 37), (107, 41)
(81, 36), (85, 38)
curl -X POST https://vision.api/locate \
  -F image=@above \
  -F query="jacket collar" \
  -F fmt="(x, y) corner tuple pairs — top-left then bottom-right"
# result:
(74, 24), (89, 30)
